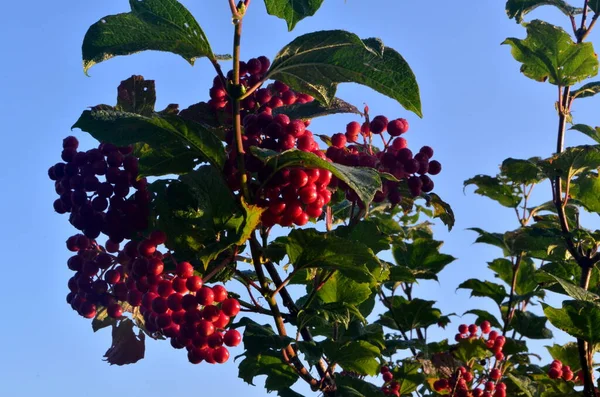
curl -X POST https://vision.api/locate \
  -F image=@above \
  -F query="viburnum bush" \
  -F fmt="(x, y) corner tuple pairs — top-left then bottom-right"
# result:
(47, 0), (600, 396)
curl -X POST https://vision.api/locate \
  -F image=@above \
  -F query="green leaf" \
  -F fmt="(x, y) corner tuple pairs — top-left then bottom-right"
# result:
(335, 375), (386, 397)
(570, 124), (600, 144)
(590, 0), (600, 13)
(103, 319), (145, 365)
(464, 309), (503, 329)
(570, 173), (600, 213)
(335, 220), (391, 254)
(507, 374), (537, 397)
(250, 147), (383, 207)
(424, 193), (455, 231)
(572, 81), (600, 99)
(238, 352), (299, 391)
(457, 279), (507, 306)
(73, 108), (225, 174)
(501, 157), (545, 184)
(505, 0), (582, 23)
(543, 300), (600, 344)
(546, 342), (581, 372)
(382, 296), (444, 332)
(322, 340), (381, 376)
(92, 307), (117, 332)
(82, 0), (216, 74)
(539, 145), (600, 179)
(505, 226), (565, 260)
(238, 318), (295, 356)
(488, 257), (539, 295)
(464, 175), (521, 208)
(267, 31), (421, 116)
(263, 0), (325, 31)
(116, 75), (156, 116)
(511, 311), (553, 339)
(539, 271), (600, 302)
(502, 20), (598, 86)
(454, 338), (491, 363)
(150, 167), (263, 268)
(468, 227), (512, 255)
(272, 97), (361, 121)
(278, 228), (380, 284)
(392, 238), (456, 281)
(278, 389), (305, 397)
(393, 359), (426, 395)
(318, 272), (372, 306)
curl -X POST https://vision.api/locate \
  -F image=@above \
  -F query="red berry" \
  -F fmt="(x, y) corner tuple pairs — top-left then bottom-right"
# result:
(383, 372), (393, 382)
(213, 346), (230, 364)
(186, 276), (203, 292)
(548, 367), (562, 379)
(176, 261), (194, 278)
(488, 330), (498, 341)
(331, 133), (347, 148)
(481, 320), (491, 334)
(213, 311), (230, 329)
(197, 320), (215, 337)
(286, 120), (306, 137)
(387, 119), (409, 136)
(490, 368), (501, 381)
(224, 329), (242, 347)
(212, 285), (228, 302)
(380, 366), (390, 374)
(197, 287), (215, 306)
(485, 381), (495, 391)
(468, 324), (478, 334)
(107, 303), (123, 319)
(221, 298), (241, 317)
(290, 169), (309, 188)
(458, 324), (469, 334)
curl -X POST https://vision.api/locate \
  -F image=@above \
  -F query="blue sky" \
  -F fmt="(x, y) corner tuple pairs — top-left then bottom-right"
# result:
(1, 1), (598, 396)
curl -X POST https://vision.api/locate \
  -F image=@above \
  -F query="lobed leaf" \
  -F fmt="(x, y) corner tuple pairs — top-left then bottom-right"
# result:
(502, 20), (598, 86)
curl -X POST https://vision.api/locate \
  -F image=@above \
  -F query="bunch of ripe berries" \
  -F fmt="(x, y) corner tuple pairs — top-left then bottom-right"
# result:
(325, 113), (441, 206)
(433, 321), (507, 396)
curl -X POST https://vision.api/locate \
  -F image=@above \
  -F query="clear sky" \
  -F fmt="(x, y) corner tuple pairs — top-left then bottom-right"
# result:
(1, 1), (598, 396)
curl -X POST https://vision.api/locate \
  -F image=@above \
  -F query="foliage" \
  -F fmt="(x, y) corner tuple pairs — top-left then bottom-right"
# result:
(48, 0), (600, 396)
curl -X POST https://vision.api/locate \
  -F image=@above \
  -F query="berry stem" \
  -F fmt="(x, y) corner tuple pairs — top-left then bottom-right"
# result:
(502, 253), (523, 335)
(230, 2), (250, 199)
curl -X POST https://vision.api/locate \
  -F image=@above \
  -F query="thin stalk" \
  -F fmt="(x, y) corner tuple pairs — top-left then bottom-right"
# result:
(581, 13), (599, 42)
(502, 253), (523, 335)
(248, 234), (319, 390)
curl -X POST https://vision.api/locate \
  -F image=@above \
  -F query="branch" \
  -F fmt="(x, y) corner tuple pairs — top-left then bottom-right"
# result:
(502, 253), (523, 335)
(248, 233), (319, 390)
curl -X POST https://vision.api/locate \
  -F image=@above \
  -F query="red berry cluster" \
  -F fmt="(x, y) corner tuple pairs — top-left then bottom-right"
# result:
(201, 56), (334, 227)
(66, 231), (243, 365)
(380, 366), (400, 396)
(326, 115), (441, 206)
(433, 371), (507, 397)
(203, 56), (314, 121)
(455, 322), (505, 361)
(547, 360), (574, 381)
(432, 322), (507, 396)
(48, 136), (150, 244)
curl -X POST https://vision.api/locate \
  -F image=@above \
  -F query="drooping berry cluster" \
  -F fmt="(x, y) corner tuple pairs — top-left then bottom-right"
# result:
(326, 115), (441, 206)
(48, 136), (150, 244)
(66, 231), (243, 365)
(432, 322), (507, 396)
(379, 366), (400, 396)
(547, 359), (574, 381)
